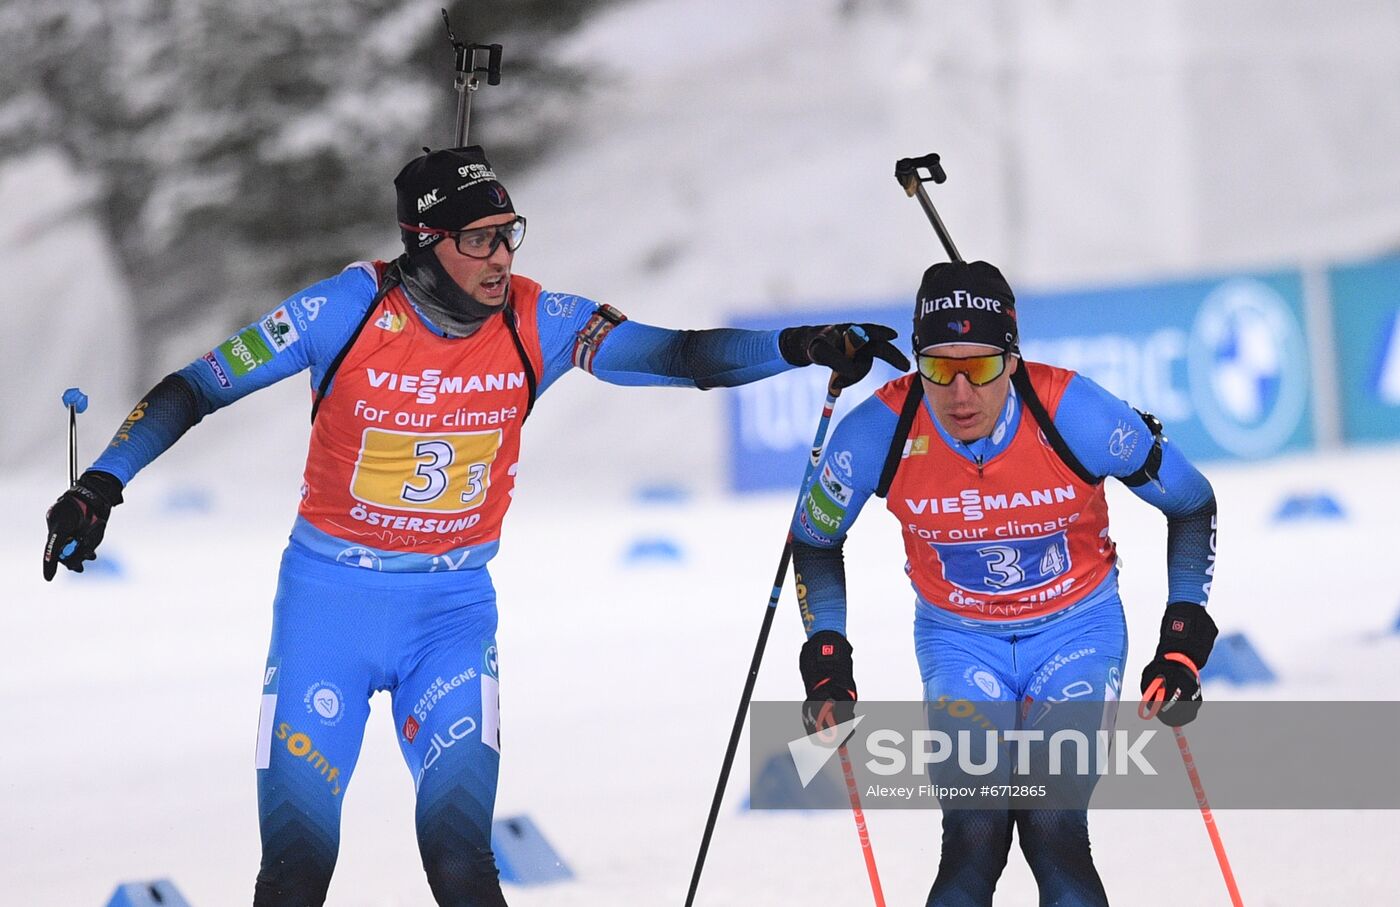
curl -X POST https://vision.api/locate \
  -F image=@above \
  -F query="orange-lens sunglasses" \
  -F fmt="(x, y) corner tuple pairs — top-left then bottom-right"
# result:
(916, 351), (1007, 386)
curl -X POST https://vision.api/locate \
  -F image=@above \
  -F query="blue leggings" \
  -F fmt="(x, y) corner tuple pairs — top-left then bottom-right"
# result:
(252, 544), (506, 906)
(916, 600), (1127, 907)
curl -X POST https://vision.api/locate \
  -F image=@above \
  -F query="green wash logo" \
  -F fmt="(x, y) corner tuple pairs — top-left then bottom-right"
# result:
(804, 483), (846, 536)
(218, 328), (273, 377)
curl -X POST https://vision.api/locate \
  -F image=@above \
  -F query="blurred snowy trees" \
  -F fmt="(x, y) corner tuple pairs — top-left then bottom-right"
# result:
(0, 0), (615, 375)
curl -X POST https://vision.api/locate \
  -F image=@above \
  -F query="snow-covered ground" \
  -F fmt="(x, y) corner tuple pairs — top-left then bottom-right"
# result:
(3, 369), (1398, 904)
(6, 1), (1400, 903)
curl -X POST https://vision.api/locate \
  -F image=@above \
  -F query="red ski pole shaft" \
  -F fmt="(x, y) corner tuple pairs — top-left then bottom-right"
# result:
(1140, 679), (1244, 906)
(836, 744), (885, 906)
(1172, 726), (1244, 906)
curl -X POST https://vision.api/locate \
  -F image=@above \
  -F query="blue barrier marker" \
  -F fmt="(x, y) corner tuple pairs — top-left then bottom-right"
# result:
(106, 879), (191, 907)
(622, 536), (684, 565)
(742, 749), (845, 811)
(163, 486), (215, 514)
(1200, 632), (1278, 685)
(1272, 492), (1345, 522)
(493, 815), (573, 885)
(633, 482), (692, 504)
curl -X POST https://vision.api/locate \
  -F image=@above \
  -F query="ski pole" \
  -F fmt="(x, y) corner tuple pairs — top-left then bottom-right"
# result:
(895, 153), (964, 263)
(1140, 679), (1245, 907)
(685, 338), (867, 906)
(837, 744), (886, 906)
(60, 387), (89, 559)
(440, 8), (502, 147)
(63, 387), (87, 486)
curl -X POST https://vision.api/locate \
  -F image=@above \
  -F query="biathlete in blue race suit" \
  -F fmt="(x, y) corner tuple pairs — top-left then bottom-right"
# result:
(42, 145), (908, 906)
(791, 261), (1221, 906)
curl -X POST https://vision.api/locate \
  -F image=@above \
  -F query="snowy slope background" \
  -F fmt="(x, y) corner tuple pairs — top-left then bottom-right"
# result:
(4, 0), (1400, 904)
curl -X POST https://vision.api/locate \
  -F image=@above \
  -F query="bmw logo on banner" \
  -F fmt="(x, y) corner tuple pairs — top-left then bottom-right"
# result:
(1187, 279), (1312, 457)
(1015, 270), (1315, 464)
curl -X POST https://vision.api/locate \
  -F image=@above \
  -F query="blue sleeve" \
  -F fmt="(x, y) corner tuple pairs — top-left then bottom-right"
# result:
(1055, 374), (1217, 606)
(789, 394), (899, 636)
(531, 291), (793, 391)
(591, 322), (790, 388)
(90, 266), (375, 484)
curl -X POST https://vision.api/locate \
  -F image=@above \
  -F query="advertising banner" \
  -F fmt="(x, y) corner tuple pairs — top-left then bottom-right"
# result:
(1327, 256), (1400, 444)
(727, 270), (1317, 492)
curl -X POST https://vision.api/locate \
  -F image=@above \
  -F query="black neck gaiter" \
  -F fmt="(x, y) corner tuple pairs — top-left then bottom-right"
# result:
(399, 251), (504, 339)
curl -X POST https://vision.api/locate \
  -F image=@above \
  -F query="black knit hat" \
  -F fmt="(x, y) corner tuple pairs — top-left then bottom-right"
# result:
(911, 260), (1019, 354)
(394, 145), (515, 254)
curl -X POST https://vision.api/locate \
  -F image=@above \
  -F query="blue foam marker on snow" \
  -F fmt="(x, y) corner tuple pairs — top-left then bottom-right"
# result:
(1272, 492), (1345, 522)
(1200, 632), (1278, 686)
(72, 553), (125, 579)
(1391, 604), (1400, 634)
(163, 485), (214, 513)
(622, 536), (684, 565)
(62, 387), (89, 413)
(105, 879), (191, 907)
(492, 815), (574, 885)
(742, 749), (845, 811)
(633, 482), (692, 504)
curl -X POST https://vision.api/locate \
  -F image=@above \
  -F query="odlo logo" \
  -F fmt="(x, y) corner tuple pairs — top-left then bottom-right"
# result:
(414, 715), (478, 791)
(417, 189), (443, 213)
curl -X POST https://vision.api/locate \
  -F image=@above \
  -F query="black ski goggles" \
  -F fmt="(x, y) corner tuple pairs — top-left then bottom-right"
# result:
(400, 216), (527, 259)
(916, 351), (1008, 386)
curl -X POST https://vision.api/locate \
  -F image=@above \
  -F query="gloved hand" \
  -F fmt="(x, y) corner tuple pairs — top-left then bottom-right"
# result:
(1140, 602), (1218, 727)
(43, 470), (124, 581)
(780, 324), (910, 389)
(799, 630), (858, 737)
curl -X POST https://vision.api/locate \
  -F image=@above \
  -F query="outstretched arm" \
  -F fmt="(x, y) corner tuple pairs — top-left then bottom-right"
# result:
(531, 291), (906, 392)
(590, 320), (791, 388)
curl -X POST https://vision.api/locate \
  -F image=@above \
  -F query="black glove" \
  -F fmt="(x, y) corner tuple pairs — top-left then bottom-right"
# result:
(800, 630), (858, 737)
(43, 470), (124, 581)
(779, 323), (910, 389)
(1139, 602), (1218, 727)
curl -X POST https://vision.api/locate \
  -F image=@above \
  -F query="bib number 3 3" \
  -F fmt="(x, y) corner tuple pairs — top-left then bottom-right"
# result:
(351, 428), (502, 513)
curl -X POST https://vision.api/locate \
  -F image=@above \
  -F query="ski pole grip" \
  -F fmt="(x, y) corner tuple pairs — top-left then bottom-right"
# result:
(894, 153), (947, 195)
(485, 44), (503, 84)
(62, 387), (89, 414)
(1139, 676), (1166, 720)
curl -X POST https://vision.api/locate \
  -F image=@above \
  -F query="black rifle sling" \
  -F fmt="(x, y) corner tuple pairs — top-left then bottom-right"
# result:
(501, 302), (538, 421)
(876, 366), (1167, 497)
(311, 259), (539, 424)
(311, 258), (405, 425)
(1010, 367), (1101, 485)
(875, 378), (926, 498)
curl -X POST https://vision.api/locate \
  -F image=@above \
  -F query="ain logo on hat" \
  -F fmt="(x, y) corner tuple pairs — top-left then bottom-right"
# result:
(394, 146), (515, 254)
